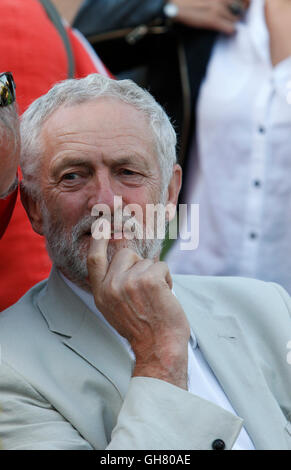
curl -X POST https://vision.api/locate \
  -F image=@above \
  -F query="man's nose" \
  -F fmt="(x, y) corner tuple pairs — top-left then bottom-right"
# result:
(87, 172), (116, 213)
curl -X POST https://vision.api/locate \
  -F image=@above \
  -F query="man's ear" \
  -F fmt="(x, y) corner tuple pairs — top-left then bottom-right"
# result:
(164, 163), (182, 222)
(20, 184), (44, 236)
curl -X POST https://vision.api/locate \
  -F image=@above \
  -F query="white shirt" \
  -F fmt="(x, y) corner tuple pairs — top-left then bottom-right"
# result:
(166, 0), (291, 293)
(61, 272), (255, 450)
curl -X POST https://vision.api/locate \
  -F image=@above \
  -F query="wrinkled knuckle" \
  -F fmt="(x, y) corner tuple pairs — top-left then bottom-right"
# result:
(87, 252), (101, 267)
(108, 278), (121, 299)
(140, 273), (156, 290)
(123, 279), (136, 297)
(126, 270), (138, 285)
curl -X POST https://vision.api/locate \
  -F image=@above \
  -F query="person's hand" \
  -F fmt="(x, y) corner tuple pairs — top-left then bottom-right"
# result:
(87, 236), (190, 390)
(265, 0), (291, 66)
(172, 0), (250, 35)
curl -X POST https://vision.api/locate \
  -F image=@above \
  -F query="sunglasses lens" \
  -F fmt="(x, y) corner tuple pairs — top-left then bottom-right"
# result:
(0, 86), (13, 106)
(0, 73), (16, 107)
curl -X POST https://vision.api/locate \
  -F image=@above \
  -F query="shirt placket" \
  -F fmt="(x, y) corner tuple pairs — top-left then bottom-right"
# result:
(239, 74), (273, 277)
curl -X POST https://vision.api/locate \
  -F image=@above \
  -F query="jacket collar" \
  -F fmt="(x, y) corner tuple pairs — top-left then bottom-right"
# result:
(37, 267), (133, 399)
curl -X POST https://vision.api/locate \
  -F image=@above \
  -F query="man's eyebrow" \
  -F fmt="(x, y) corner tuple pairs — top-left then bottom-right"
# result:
(51, 157), (91, 176)
(111, 156), (151, 170)
(51, 154), (152, 176)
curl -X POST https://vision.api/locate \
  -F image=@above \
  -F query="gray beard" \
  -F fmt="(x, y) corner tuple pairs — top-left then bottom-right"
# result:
(41, 205), (165, 289)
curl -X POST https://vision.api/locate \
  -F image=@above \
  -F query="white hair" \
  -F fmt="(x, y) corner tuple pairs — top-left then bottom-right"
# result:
(20, 74), (177, 199)
(0, 103), (19, 154)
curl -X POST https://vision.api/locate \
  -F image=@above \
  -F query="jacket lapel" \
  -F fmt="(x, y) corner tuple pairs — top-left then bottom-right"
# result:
(37, 269), (287, 449)
(173, 275), (288, 450)
(37, 267), (134, 399)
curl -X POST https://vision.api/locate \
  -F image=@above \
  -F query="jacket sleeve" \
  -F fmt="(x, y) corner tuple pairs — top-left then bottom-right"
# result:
(73, 0), (166, 37)
(107, 377), (243, 450)
(0, 362), (243, 450)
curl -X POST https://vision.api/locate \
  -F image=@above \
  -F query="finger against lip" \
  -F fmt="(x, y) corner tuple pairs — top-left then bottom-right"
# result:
(87, 235), (110, 283)
(106, 247), (142, 274)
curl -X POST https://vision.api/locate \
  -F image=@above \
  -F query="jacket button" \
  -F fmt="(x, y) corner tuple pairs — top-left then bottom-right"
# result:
(212, 439), (226, 450)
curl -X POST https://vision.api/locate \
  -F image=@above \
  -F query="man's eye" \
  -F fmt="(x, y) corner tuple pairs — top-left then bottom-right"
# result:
(120, 169), (136, 176)
(62, 173), (79, 180)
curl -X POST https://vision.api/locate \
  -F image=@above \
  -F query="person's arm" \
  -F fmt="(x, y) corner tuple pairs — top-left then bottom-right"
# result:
(0, 360), (243, 450)
(172, 0), (250, 34)
(86, 237), (244, 450)
(73, 0), (166, 36)
(73, 0), (249, 37)
(87, 237), (190, 390)
(265, 0), (291, 66)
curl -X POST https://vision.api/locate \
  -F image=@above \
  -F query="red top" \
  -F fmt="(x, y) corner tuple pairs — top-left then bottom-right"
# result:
(0, 0), (111, 311)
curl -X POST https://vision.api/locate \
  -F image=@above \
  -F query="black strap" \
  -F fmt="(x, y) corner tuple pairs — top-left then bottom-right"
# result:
(38, 0), (75, 78)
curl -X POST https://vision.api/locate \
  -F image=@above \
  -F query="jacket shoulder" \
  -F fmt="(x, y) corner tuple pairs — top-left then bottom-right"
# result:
(172, 274), (291, 323)
(0, 279), (49, 358)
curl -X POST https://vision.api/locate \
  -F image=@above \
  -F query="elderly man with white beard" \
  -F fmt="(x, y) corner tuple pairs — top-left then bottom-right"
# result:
(0, 74), (290, 451)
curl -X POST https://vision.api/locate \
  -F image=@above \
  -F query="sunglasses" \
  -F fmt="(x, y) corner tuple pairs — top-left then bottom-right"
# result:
(0, 72), (16, 107)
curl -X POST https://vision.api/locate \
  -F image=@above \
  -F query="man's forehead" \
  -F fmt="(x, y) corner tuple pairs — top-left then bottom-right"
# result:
(40, 97), (158, 170)
(42, 97), (150, 136)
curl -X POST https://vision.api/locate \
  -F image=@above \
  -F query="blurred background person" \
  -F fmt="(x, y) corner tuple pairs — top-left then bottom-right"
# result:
(73, 0), (247, 164)
(0, 72), (19, 239)
(166, 0), (291, 294)
(0, 0), (111, 311)
(73, 0), (291, 293)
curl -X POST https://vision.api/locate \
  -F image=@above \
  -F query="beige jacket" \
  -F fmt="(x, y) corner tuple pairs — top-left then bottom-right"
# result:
(0, 268), (290, 449)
